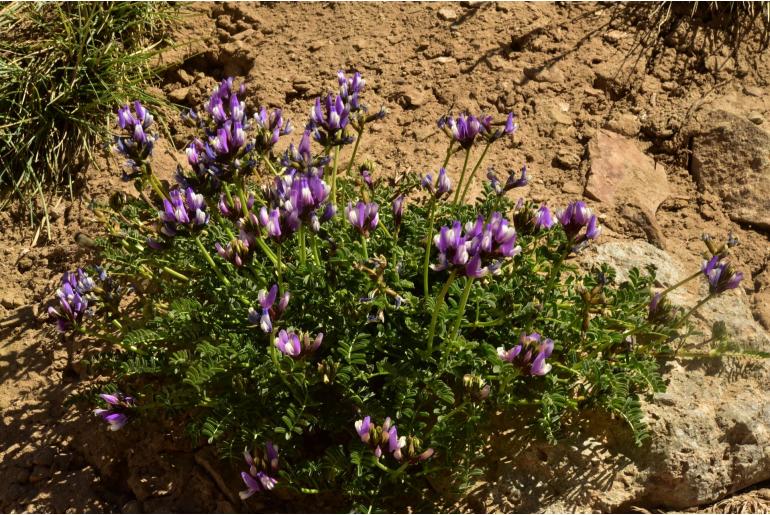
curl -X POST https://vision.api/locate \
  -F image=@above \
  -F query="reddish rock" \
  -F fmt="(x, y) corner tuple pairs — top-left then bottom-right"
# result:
(586, 129), (670, 246)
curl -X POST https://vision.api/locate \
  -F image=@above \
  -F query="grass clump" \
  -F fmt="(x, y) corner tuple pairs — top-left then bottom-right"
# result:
(0, 1), (177, 224)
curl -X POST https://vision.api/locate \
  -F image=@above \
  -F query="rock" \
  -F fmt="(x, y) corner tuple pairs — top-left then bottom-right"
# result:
(32, 447), (55, 467)
(604, 113), (641, 137)
(586, 241), (770, 353)
(436, 56), (455, 64)
(524, 65), (565, 84)
(755, 287), (770, 331)
(553, 150), (581, 169)
(16, 255), (33, 272)
(437, 7), (457, 21)
(586, 130), (669, 247)
(291, 80), (312, 94)
(561, 181), (584, 195)
(28, 465), (50, 483)
(0, 293), (21, 309)
(168, 87), (190, 103)
(308, 39), (326, 52)
(546, 102), (572, 126)
(690, 109), (770, 230)
(744, 85), (763, 97)
(176, 69), (193, 85)
(749, 112), (764, 125)
(398, 87), (428, 108)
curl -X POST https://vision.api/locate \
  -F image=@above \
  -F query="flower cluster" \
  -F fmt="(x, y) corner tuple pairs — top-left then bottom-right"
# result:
(274, 329), (324, 358)
(259, 167), (332, 241)
(345, 201), (379, 237)
(185, 78), (254, 187)
(115, 101), (156, 172)
(93, 392), (135, 431)
(432, 212), (521, 278)
(338, 70), (365, 111)
(354, 416), (434, 463)
(157, 187), (209, 237)
(421, 168), (452, 200)
(497, 332), (555, 376)
(487, 165), (528, 195)
(48, 268), (118, 332)
(557, 201), (601, 249)
(253, 107), (292, 156)
(438, 112), (516, 149)
(281, 130), (330, 176)
(240, 443), (279, 500)
(702, 255), (743, 294)
(308, 94), (353, 147)
(248, 285), (289, 333)
(218, 191), (254, 221)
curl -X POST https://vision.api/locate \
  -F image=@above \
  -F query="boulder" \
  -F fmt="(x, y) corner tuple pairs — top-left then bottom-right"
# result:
(586, 130), (670, 247)
(690, 109), (770, 230)
(471, 241), (770, 512)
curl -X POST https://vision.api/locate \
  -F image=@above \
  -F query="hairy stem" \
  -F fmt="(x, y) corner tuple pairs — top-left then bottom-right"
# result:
(449, 277), (474, 342)
(422, 199), (437, 299)
(330, 145), (340, 206)
(361, 235), (369, 260)
(459, 142), (491, 204)
(195, 235), (230, 286)
(452, 148), (472, 204)
(427, 270), (458, 354)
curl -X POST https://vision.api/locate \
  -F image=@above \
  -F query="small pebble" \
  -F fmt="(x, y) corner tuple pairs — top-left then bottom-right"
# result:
(748, 112), (764, 125)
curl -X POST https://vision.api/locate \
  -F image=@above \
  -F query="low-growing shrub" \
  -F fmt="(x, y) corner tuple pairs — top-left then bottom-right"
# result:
(50, 72), (743, 511)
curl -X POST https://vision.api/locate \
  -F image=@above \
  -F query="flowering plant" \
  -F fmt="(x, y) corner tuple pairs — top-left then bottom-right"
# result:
(52, 72), (742, 511)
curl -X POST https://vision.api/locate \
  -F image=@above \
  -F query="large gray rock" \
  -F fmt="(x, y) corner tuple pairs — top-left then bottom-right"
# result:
(690, 109), (770, 230)
(467, 241), (770, 512)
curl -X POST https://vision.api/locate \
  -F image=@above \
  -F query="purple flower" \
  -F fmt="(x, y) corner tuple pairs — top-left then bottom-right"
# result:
(497, 333), (555, 376)
(281, 130), (330, 175)
(504, 165), (528, 190)
(557, 201), (601, 248)
(218, 191), (254, 220)
(114, 101), (156, 170)
(534, 204), (554, 230)
(433, 213), (521, 278)
(240, 443), (279, 500)
(422, 168), (452, 200)
(254, 107), (292, 154)
(307, 94), (353, 147)
(345, 201), (379, 237)
(392, 195), (405, 229)
(338, 70), (366, 111)
(248, 285), (289, 333)
(274, 329), (323, 358)
(215, 237), (250, 268)
(47, 268), (105, 332)
(438, 112), (517, 148)
(157, 187), (209, 237)
(355, 416), (372, 443)
(93, 392), (135, 431)
(702, 256), (743, 294)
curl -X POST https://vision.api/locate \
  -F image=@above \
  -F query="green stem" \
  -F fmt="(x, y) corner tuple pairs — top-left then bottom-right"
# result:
(236, 184), (251, 219)
(361, 235), (369, 260)
(298, 225), (307, 266)
(659, 270), (702, 298)
(261, 154), (279, 175)
(452, 148), (472, 204)
(141, 162), (168, 202)
(449, 277), (474, 342)
(422, 200), (437, 299)
(459, 142), (491, 204)
(162, 266), (189, 282)
(276, 244), (283, 290)
(195, 236), (230, 286)
(330, 145), (340, 206)
(427, 270), (458, 354)
(311, 233), (322, 266)
(345, 129), (363, 177)
(541, 249), (568, 318)
(441, 141), (455, 169)
(678, 294), (714, 327)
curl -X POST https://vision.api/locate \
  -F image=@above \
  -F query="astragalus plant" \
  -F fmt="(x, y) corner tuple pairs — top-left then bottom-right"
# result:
(49, 71), (742, 511)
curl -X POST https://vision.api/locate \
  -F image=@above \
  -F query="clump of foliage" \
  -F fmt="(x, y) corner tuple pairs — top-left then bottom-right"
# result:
(0, 1), (177, 222)
(50, 72), (744, 511)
